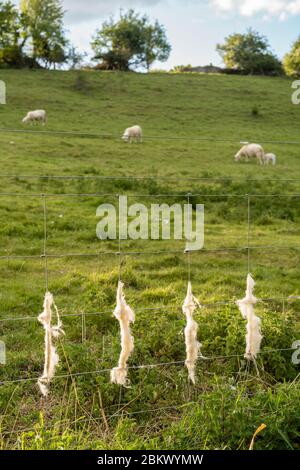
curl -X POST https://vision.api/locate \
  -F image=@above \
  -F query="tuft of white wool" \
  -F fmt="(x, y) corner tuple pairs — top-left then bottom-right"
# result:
(37, 292), (64, 396)
(236, 274), (263, 361)
(182, 281), (202, 384)
(110, 281), (135, 387)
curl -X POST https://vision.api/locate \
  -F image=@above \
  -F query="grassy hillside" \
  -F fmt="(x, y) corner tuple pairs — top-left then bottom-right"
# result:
(0, 70), (300, 450)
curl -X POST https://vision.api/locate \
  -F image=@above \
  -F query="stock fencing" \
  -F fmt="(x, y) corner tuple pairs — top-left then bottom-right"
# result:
(0, 129), (299, 438)
(0, 180), (299, 389)
(0, 125), (300, 391)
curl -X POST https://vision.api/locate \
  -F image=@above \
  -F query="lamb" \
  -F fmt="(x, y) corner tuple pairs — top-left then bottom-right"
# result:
(234, 143), (264, 165)
(263, 153), (276, 165)
(22, 110), (47, 125)
(122, 125), (142, 143)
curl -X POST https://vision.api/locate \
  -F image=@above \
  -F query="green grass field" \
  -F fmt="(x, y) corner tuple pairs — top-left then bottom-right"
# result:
(0, 69), (300, 450)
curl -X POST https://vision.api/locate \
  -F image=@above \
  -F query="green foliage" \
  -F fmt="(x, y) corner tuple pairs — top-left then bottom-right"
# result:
(20, 0), (68, 68)
(283, 36), (300, 78)
(91, 9), (171, 71)
(0, 0), (69, 68)
(251, 105), (260, 117)
(217, 29), (282, 76)
(0, 1), (24, 68)
(160, 381), (300, 450)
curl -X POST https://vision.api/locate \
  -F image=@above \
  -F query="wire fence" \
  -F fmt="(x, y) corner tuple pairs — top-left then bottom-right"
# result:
(2, 127), (300, 146)
(0, 347), (296, 387)
(0, 168), (299, 430)
(1, 174), (300, 184)
(1, 295), (299, 324)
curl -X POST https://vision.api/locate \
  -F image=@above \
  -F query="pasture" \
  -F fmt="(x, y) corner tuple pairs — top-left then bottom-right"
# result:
(0, 69), (300, 450)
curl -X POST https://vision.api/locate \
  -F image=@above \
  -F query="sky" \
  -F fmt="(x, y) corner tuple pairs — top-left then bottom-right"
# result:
(15, 1), (300, 69)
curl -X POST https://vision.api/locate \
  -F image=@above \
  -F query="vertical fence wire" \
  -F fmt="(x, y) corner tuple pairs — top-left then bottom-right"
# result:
(42, 194), (49, 292)
(247, 194), (251, 274)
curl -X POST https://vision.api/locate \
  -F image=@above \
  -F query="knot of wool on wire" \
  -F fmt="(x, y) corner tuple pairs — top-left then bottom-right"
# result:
(110, 281), (135, 387)
(182, 281), (202, 384)
(37, 292), (65, 397)
(236, 274), (263, 361)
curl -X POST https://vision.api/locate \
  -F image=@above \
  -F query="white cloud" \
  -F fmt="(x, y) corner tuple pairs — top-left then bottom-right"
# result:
(210, 0), (300, 19)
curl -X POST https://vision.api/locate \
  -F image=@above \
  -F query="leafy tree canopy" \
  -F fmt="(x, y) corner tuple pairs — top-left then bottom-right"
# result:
(216, 29), (282, 75)
(91, 9), (171, 71)
(283, 37), (300, 78)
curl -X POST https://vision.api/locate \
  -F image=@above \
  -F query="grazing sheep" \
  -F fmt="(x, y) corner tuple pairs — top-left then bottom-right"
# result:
(22, 110), (47, 125)
(234, 143), (265, 165)
(263, 153), (276, 165)
(122, 125), (142, 143)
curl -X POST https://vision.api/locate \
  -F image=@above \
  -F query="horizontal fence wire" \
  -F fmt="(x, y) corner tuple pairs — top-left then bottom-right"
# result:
(0, 246), (300, 262)
(0, 296), (299, 324)
(0, 348), (296, 387)
(0, 192), (300, 198)
(1, 174), (300, 183)
(1, 127), (300, 145)
(0, 403), (197, 436)
(3, 388), (299, 437)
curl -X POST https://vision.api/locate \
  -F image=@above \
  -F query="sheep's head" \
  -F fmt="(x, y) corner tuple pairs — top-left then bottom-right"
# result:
(122, 132), (129, 142)
(234, 151), (241, 161)
(22, 116), (29, 124)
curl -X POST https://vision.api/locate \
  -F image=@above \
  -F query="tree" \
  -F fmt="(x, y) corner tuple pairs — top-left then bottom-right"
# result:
(0, 1), (24, 67)
(283, 37), (300, 77)
(68, 46), (87, 70)
(20, 0), (69, 68)
(91, 9), (171, 71)
(142, 20), (171, 71)
(216, 29), (282, 75)
(0, 0), (69, 68)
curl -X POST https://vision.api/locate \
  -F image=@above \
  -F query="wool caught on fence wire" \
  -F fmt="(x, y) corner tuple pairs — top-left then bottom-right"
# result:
(37, 292), (65, 396)
(110, 281), (135, 387)
(236, 274), (263, 361)
(182, 282), (202, 384)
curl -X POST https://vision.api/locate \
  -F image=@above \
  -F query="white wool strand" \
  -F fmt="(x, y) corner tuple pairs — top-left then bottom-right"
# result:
(182, 282), (202, 384)
(38, 292), (64, 396)
(237, 274), (263, 360)
(110, 281), (135, 387)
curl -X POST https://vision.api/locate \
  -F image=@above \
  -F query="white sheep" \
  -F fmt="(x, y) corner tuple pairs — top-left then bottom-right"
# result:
(263, 153), (276, 165)
(22, 110), (47, 125)
(122, 125), (142, 143)
(234, 143), (264, 165)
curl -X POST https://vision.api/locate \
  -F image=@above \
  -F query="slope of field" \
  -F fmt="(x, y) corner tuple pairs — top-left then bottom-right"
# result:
(0, 70), (300, 450)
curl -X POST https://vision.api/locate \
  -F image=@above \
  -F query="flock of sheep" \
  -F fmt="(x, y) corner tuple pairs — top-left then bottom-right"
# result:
(21, 110), (276, 164)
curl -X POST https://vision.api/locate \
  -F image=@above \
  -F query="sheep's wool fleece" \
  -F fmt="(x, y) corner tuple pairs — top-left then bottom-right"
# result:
(236, 274), (263, 360)
(111, 281), (135, 386)
(38, 292), (64, 396)
(182, 282), (201, 384)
